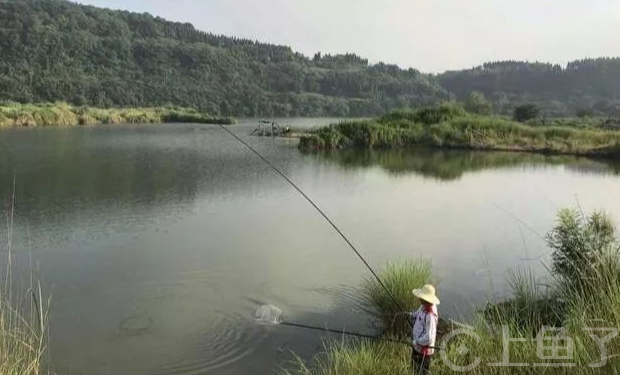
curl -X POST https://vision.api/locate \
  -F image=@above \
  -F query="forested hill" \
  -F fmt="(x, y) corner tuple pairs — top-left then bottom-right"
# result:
(2, 1), (619, 118)
(438, 60), (620, 117)
(0, 0), (449, 117)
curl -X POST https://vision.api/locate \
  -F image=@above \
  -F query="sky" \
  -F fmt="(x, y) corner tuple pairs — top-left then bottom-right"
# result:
(75, 0), (620, 73)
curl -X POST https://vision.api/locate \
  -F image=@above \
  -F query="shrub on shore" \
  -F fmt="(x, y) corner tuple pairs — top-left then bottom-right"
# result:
(0, 102), (236, 128)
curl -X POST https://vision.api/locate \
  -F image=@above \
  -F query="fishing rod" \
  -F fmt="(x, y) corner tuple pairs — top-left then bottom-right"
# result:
(281, 321), (406, 344)
(216, 124), (408, 317)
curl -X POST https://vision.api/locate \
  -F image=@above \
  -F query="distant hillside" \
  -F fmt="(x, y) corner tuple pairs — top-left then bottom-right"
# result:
(1, 1), (618, 119)
(438, 60), (620, 117)
(0, 0), (449, 117)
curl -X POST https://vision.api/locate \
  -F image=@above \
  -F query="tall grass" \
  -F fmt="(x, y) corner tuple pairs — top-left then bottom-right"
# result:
(363, 259), (434, 336)
(299, 103), (620, 157)
(283, 208), (620, 375)
(1, 193), (50, 375)
(281, 340), (411, 375)
(0, 280), (49, 375)
(0, 102), (235, 128)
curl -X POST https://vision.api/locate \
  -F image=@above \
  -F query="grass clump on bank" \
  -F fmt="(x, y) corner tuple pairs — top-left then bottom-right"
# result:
(282, 208), (620, 375)
(281, 340), (410, 375)
(0, 102), (236, 128)
(363, 259), (434, 336)
(299, 103), (620, 158)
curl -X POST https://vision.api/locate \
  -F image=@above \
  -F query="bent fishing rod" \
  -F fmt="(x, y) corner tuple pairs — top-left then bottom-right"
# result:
(281, 321), (406, 344)
(216, 124), (408, 317)
(280, 321), (443, 350)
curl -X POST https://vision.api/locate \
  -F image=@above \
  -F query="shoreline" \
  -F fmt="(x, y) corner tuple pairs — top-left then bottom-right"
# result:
(283, 209), (620, 375)
(0, 102), (236, 128)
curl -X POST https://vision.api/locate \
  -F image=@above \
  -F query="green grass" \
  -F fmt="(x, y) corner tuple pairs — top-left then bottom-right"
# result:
(0, 102), (235, 128)
(299, 103), (620, 158)
(281, 340), (411, 375)
(363, 259), (434, 336)
(282, 208), (620, 375)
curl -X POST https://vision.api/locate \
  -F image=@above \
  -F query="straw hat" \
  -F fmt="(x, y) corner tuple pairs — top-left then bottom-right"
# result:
(412, 284), (440, 305)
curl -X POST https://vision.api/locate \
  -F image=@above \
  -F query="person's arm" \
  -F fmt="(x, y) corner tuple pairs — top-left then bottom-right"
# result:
(415, 313), (437, 347)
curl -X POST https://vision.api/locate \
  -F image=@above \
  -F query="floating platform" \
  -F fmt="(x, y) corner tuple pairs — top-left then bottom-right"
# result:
(250, 120), (292, 137)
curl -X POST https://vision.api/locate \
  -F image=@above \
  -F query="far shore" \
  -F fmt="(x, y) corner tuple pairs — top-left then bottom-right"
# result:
(0, 102), (236, 128)
(298, 104), (620, 159)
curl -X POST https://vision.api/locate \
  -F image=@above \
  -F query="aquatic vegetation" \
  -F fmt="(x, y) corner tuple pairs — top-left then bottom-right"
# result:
(283, 208), (620, 374)
(299, 104), (620, 158)
(0, 102), (235, 128)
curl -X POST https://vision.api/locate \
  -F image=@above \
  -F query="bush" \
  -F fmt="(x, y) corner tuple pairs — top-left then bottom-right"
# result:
(465, 92), (492, 115)
(0, 112), (12, 126)
(514, 104), (541, 122)
(548, 209), (617, 293)
(381, 102), (466, 126)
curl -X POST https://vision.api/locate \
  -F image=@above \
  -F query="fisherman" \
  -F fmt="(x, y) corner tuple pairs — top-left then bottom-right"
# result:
(410, 284), (439, 374)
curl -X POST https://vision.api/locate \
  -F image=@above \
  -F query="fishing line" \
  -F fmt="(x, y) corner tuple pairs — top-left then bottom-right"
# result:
(216, 124), (407, 315)
(254, 304), (439, 348)
(491, 202), (545, 241)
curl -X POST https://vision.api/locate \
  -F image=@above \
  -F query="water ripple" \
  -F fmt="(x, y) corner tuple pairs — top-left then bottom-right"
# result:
(151, 311), (266, 375)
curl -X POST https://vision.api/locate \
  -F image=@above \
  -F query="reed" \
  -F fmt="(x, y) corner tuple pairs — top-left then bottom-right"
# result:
(1, 194), (50, 375)
(0, 102), (235, 127)
(0, 280), (49, 375)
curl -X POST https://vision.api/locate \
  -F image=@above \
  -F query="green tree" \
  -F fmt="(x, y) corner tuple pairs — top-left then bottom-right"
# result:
(513, 104), (541, 122)
(465, 91), (492, 115)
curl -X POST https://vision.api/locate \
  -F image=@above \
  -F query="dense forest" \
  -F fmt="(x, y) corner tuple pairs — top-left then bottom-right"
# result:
(0, 0), (450, 117)
(0, 1), (619, 118)
(438, 60), (620, 117)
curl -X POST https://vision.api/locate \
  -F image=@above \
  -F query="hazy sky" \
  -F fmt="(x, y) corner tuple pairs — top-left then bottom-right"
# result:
(75, 0), (620, 73)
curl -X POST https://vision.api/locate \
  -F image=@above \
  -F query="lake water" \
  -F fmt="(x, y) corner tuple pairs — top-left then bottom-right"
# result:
(1, 119), (620, 375)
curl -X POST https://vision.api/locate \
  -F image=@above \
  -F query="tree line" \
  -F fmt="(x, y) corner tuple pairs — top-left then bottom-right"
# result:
(0, 1), (619, 118)
(438, 59), (620, 117)
(0, 0), (448, 117)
